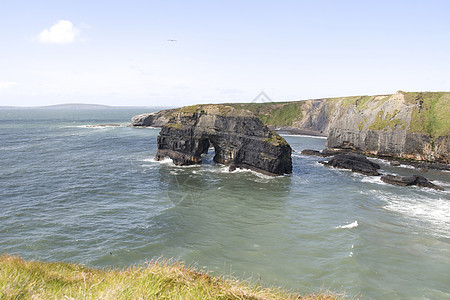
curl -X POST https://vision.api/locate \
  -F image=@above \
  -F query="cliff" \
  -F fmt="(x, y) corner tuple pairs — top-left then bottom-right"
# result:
(324, 92), (449, 163)
(155, 104), (292, 175)
(132, 91), (449, 164)
(131, 108), (177, 127)
(231, 91), (449, 163)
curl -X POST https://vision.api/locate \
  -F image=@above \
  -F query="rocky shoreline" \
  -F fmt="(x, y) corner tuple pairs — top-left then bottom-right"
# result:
(301, 148), (450, 172)
(301, 149), (445, 191)
(131, 91), (449, 172)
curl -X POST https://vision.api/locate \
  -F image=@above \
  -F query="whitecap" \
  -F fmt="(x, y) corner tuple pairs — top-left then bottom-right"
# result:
(380, 193), (450, 238)
(142, 157), (172, 165)
(360, 176), (387, 185)
(335, 221), (359, 229)
(399, 164), (416, 170)
(432, 180), (450, 189)
(229, 167), (281, 180)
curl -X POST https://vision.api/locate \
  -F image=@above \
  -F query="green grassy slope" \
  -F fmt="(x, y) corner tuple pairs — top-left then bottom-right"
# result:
(402, 91), (450, 138)
(227, 102), (303, 127)
(0, 255), (338, 300)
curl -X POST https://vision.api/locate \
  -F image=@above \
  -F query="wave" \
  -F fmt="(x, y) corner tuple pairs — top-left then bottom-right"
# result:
(380, 193), (450, 238)
(146, 157), (281, 180)
(335, 221), (358, 229)
(360, 176), (387, 185)
(195, 164), (279, 180)
(64, 124), (128, 130)
(142, 157), (198, 168)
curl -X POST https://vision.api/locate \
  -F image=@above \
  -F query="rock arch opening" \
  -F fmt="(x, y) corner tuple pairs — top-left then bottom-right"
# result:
(155, 105), (292, 175)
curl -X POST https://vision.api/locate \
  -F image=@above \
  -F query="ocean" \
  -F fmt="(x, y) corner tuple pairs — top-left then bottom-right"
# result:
(1, 108), (449, 299)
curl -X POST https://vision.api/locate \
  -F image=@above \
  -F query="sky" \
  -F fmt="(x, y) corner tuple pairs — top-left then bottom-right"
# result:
(0, 0), (449, 107)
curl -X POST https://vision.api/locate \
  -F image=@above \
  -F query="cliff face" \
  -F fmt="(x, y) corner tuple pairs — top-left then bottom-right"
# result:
(325, 92), (449, 163)
(132, 91), (449, 164)
(131, 109), (177, 127)
(155, 105), (292, 175)
(230, 92), (449, 163)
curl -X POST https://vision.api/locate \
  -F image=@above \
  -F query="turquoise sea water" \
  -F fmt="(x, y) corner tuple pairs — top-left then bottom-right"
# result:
(1, 108), (449, 299)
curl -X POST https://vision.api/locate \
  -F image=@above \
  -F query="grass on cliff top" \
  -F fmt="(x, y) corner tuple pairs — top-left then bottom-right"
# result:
(227, 102), (303, 127)
(176, 104), (254, 117)
(400, 91), (450, 138)
(0, 254), (339, 300)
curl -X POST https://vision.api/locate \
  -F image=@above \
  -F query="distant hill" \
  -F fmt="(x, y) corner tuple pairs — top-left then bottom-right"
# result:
(0, 103), (169, 109)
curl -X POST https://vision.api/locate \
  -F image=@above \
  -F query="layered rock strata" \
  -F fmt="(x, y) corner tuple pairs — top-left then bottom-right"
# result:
(131, 109), (177, 127)
(155, 105), (292, 175)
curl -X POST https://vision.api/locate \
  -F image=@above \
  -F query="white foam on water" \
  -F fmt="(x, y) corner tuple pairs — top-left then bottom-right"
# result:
(360, 176), (387, 185)
(380, 193), (450, 238)
(142, 158), (156, 162)
(65, 125), (118, 129)
(369, 157), (390, 164)
(195, 164), (278, 180)
(432, 180), (450, 189)
(335, 220), (359, 229)
(142, 157), (202, 169)
(399, 164), (416, 170)
(141, 157), (175, 167)
(140, 164), (157, 169)
(229, 167), (280, 180)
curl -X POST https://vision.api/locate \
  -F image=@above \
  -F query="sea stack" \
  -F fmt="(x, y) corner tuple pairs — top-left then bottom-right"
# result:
(155, 104), (292, 176)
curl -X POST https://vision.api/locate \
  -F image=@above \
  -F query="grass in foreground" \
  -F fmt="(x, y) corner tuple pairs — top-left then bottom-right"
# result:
(0, 254), (338, 300)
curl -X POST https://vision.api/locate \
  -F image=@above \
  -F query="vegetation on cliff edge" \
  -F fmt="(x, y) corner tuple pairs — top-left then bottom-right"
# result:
(0, 254), (338, 300)
(401, 91), (450, 138)
(227, 102), (303, 127)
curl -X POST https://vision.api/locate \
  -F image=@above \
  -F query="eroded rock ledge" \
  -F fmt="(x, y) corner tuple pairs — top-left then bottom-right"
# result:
(155, 105), (292, 175)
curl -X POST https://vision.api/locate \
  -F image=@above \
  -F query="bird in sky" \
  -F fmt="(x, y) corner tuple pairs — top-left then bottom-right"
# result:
(167, 39), (177, 42)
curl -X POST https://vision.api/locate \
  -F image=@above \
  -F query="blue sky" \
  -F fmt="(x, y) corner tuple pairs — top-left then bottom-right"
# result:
(1, 0), (449, 107)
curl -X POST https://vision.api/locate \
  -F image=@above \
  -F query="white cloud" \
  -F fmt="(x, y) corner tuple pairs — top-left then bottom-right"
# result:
(37, 20), (80, 44)
(0, 81), (17, 89)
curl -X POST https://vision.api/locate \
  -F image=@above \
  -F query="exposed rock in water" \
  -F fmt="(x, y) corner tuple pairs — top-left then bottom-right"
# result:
(155, 105), (292, 176)
(300, 148), (354, 157)
(319, 153), (381, 176)
(390, 161), (401, 166)
(131, 109), (177, 127)
(301, 149), (326, 157)
(381, 174), (444, 191)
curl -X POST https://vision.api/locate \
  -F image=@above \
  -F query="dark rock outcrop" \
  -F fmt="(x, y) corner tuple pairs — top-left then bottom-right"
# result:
(131, 109), (177, 127)
(155, 105), (292, 175)
(319, 153), (381, 176)
(381, 174), (444, 191)
(301, 149), (325, 157)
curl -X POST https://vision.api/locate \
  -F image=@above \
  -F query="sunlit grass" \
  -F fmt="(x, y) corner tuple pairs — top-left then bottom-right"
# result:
(0, 254), (339, 299)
